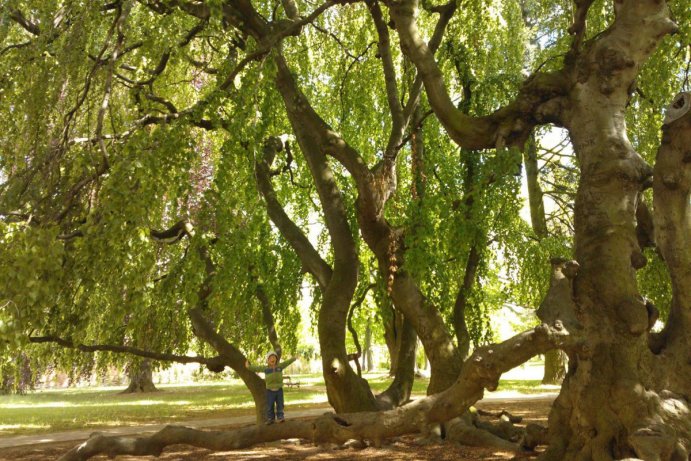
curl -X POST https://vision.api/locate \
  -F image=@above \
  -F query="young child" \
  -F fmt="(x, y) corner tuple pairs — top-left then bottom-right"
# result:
(245, 351), (297, 424)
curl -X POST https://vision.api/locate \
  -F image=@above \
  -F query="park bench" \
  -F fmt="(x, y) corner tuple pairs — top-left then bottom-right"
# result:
(283, 375), (301, 389)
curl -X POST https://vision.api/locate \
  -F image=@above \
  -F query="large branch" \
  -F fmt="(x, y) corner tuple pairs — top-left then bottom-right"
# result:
(273, 54), (361, 272)
(57, 323), (571, 461)
(8, 9), (41, 35)
(368, 1), (405, 156)
(272, 53), (372, 183)
(149, 220), (195, 244)
(28, 335), (225, 368)
(389, 0), (569, 149)
(254, 137), (333, 289)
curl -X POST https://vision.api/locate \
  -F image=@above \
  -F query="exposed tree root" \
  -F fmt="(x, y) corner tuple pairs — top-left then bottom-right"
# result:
(58, 324), (571, 460)
(476, 408), (523, 423)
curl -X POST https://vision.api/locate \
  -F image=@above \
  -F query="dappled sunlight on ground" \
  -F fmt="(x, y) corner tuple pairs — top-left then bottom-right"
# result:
(0, 398), (554, 461)
(0, 424), (49, 435)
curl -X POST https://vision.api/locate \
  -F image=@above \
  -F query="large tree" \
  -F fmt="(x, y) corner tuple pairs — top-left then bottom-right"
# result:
(1, 0), (689, 460)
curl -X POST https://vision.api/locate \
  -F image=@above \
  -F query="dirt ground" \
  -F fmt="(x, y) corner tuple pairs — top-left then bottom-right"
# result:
(0, 398), (552, 461)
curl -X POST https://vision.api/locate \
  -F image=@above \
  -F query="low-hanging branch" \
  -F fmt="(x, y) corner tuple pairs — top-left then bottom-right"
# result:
(28, 335), (225, 369)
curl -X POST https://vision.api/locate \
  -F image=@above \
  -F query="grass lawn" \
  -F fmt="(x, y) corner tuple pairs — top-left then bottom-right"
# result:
(0, 369), (557, 437)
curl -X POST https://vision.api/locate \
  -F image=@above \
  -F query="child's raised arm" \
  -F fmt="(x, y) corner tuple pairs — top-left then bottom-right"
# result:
(278, 356), (297, 368)
(245, 360), (264, 373)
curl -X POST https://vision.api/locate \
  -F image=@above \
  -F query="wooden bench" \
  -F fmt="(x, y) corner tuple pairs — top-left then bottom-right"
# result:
(283, 375), (301, 389)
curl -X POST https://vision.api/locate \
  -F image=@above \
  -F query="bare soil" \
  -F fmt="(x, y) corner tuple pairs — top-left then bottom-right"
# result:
(0, 398), (552, 461)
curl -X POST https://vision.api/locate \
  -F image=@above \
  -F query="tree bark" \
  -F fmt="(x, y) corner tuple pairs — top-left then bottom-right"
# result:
(540, 3), (687, 459)
(541, 350), (566, 385)
(377, 315), (417, 409)
(122, 359), (158, 394)
(524, 135), (568, 385)
(652, 95), (691, 400)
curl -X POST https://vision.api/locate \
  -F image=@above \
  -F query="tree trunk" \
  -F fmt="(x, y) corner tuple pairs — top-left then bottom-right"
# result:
(122, 359), (158, 394)
(272, 55), (378, 413)
(364, 319), (374, 372)
(523, 135), (549, 239)
(541, 4), (687, 457)
(651, 95), (691, 401)
(541, 350), (567, 385)
(377, 315), (417, 409)
(373, 235), (462, 394)
(524, 135), (568, 386)
(383, 304), (404, 376)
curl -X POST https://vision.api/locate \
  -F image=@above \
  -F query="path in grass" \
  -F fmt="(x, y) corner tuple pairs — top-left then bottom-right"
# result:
(0, 366), (557, 439)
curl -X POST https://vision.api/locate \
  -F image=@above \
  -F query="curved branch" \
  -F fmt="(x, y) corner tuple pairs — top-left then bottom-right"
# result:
(150, 220), (195, 244)
(254, 138), (333, 289)
(368, 1), (405, 152)
(8, 9), (41, 36)
(389, 0), (570, 149)
(28, 335), (224, 368)
(346, 283), (376, 376)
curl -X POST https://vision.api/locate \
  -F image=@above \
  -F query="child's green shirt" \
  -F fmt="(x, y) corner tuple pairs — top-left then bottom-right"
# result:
(248, 357), (296, 390)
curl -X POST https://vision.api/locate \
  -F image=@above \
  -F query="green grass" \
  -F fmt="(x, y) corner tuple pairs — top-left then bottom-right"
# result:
(0, 373), (557, 437)
(0, 377), (329, 437)
(494, 379), (560, 394)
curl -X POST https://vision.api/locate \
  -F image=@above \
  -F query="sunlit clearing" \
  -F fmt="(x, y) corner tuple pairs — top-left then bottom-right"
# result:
(1, 402), (71, 409)
(1, 400), (196, 409)
(210, 452), (271, 458)
(287, 394), (328, 405)
(0, 423), (48, 431)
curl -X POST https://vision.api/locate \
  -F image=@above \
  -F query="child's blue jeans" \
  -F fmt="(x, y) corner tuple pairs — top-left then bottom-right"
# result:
(266, 388), (284, 421)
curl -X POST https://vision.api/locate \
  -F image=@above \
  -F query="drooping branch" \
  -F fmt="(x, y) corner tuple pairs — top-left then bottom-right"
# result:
(187, 243), (269, 418)
(28, 335), (224, 369)
(95, 3), (130, 170)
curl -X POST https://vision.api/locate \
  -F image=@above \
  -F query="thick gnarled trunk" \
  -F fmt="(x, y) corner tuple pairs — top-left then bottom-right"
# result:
(652, 96), (691, 400)
(542, 3), (687, 457)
